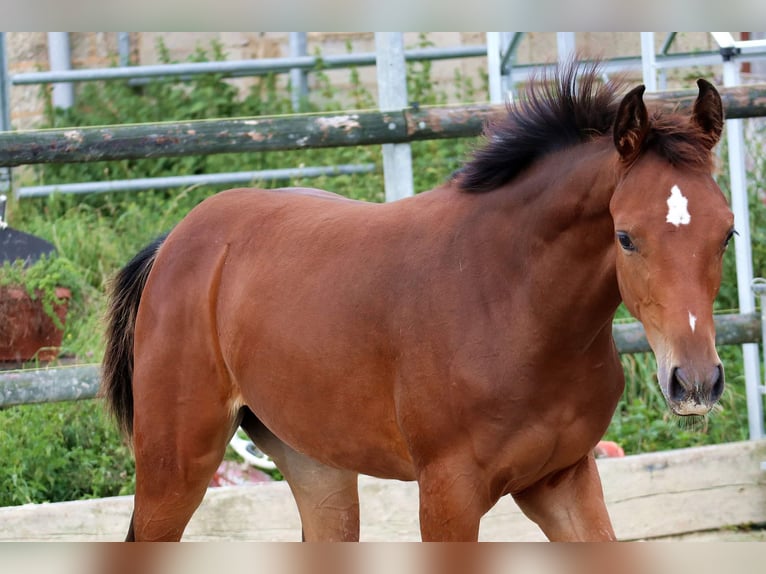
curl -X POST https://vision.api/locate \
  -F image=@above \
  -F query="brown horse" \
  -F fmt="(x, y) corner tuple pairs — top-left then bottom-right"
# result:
(102, 61), (734, 541)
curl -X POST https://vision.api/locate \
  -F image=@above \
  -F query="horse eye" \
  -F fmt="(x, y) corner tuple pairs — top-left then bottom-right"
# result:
(724, 228), (738, 249)
(616, 232), (636, 252)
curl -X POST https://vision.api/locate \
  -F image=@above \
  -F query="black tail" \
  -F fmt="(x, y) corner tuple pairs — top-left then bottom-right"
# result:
(101, 234), (167, 441)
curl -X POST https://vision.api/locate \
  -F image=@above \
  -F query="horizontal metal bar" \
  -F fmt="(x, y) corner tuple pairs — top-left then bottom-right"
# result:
(653, 52), (731, 69)
(709, 34), (766, 61)
(402, 45), (488, 61)
(506, 54), (685, 79)
(0, 110), (408, 167)
(17, 163), (376, 198)
(2, 81), (766, 169)
(10, 45), (488, 85)
(11, 42), (766, 90)
(613, 312), (762, 355)
(736, 42), (766, 56)
(0, 364), (100, 408)
(1, 313), (761, 408)
(507, 51), (766, 82)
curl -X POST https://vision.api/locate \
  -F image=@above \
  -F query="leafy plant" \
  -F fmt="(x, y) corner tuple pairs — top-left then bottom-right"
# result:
(0, 254), (80, 328)
(0, 400), (134, 506)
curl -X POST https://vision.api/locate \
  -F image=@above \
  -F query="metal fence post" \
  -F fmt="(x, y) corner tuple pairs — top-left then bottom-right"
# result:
(556, 32), (576, 63)
(289, 32), (308, 112)
(47, 32), (73, 110)
(721, 44), (765, 441)
(640, 32), (658, 92)
(0, 32), (12, 198)
(486, 33), (503, 104)
(752, 279), (766, 445)
(118, 32), (131, 67)
(375, 32), (414, 202)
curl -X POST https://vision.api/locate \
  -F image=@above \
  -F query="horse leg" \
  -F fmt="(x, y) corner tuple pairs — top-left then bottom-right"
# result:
(511, 454), (616, 541)
(416, 459), (494, 541)
(129, 369), (239, 541)
(239, 411), (360, 541)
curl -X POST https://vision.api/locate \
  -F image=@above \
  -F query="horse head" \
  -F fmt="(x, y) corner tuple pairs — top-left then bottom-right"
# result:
(610, 79), (734, 416)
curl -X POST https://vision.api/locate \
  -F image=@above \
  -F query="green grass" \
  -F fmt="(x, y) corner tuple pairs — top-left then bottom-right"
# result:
(0, 37), (763, 505)
(0, 401), (134, 506)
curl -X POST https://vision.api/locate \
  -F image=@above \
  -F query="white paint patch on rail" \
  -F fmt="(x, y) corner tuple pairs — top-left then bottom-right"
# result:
(63, 130), (83, 143)
(316, 115), (361, 131)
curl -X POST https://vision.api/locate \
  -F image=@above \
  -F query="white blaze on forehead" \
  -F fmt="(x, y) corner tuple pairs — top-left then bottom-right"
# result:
(666, 185), (691, 226)
(689, 312), (697, 334)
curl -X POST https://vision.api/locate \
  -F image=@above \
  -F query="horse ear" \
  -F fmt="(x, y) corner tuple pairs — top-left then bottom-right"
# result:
(691, 78), (723, 148)
(613, 85), (649, 161)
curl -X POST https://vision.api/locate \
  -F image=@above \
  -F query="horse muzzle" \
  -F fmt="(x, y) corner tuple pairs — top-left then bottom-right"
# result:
(664, 363), (725, 416)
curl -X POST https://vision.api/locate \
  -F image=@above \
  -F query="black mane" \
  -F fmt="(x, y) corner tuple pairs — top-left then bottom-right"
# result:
(457, 61), (718, 193)
(457, 61), (624, 193)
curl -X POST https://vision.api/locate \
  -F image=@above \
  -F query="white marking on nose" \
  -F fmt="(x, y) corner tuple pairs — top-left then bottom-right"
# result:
(666, 185), (691, 226)
(689, 312), (697, 334)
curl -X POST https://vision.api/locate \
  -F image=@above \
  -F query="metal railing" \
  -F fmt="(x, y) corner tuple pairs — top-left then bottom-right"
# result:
(0, 32), (490, 198)
(0, 311), (762, 409)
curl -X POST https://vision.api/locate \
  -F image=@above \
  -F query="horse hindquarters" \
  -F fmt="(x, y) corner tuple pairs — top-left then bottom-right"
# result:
(129, 341), (238, 540)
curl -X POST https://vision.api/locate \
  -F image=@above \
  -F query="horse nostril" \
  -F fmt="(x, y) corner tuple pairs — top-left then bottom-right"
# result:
(710, 364), (725, 403)
(669, 367), (687, 402)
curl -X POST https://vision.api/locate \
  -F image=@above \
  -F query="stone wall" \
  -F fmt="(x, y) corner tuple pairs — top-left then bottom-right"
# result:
(6, 33), (123, 128)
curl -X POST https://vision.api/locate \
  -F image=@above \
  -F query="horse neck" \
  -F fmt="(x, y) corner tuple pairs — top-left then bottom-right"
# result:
(484, 139), (622, 350)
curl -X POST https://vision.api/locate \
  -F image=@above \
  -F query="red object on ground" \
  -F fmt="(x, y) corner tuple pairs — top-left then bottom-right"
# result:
(593, 440), (625, 458)
(0, 286), (70, 362)
(209, 461), (274, 487)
